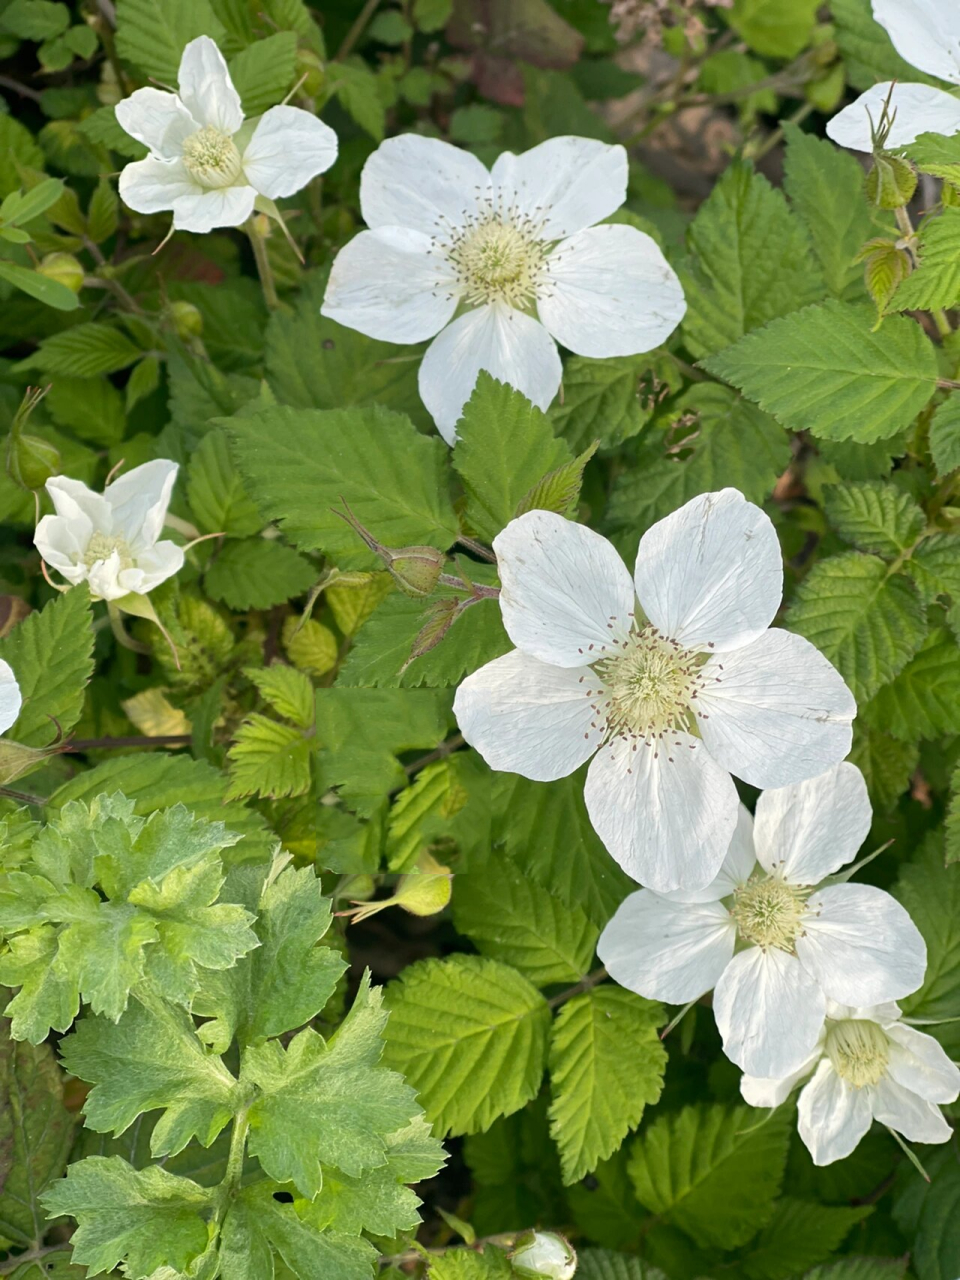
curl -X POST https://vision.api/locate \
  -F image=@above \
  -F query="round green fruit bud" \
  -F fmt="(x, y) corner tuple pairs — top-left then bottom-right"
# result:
(510, 1233), (577, 1280)
(7, 431), (60, 491)
(295, 49), (325, 97)
(169, 300), (204, 339)
(37, 252), (84, 294)
(866, 154), (918, 210)
(386, 545), (445, 599)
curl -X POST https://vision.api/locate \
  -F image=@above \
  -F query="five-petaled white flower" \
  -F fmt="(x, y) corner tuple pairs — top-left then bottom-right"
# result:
(116, 36), (338, 233)
(320, 133), (686, 442)
(34, 460), (184, 603)
(0, 661), (21, 737)
(453, 489), (857, 893)
(741, 999), (960, 1166)
(599, 763), (926, 1077)
(827, 0), (960, 151)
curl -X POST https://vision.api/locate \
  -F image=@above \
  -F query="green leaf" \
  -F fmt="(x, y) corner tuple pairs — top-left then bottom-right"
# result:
(225, 714), (312, 800)
(627, 1102), (792, 1249)
(782, 123), (877, 301)
(548, 987), (666, 1185)
(576, 1249), (667, 1280)
(46, 377), (125, 447)
(0, 118), (44, 198)
(244, 974), (420, 1196)
(805, 1261), (907, 1280)
(547, 354), (660, 452)
(929, 394), (960, 478)
(452, 374), (573, 542)
(831, 0), (941, 89)
(87, 179), (119, 243)
(381, 954), (551, 1136)
(948, 766), (960, 866)
(903, 132), (960, 185)
(786, 552), (927, 702)
(453, 848), (599, 987)
(187, 429), (263, 538)
(1, 0), (69, 40)
(40, 1158), (210, 1278)
(0, 1025), (75, 1249)
(739, 1198), (873, 1280)
(702, 301), (938, 443)
(332, 60), (386, 140)
(114, 0), (227, 83)
(413, 0), (452, 30)
(861, 628), (960, 741)
(822, 481), (925, 556)
(0, 585), (94, 746)
(728, 0), (818, 56)
(284, 616), (338, 677)
(229, 404), (457, 563)
(193, 860), (346, 1053)
(227, 30), (296, 115)
(848, 723), (918, 811)
(0, 260), (79, 311)
(246, 664), (314, 729)
(893, 210), (960, 312)
(79, 105), (148, 159)
(16, 323), (142, 377)
(895, 838), (960, 1055)
(60, 994), (240, 1158)
(205, 538), (316, 611)
(681, 162), (824, 358)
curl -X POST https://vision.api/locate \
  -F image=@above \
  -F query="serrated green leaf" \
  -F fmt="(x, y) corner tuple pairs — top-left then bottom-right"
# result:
(929, 394), (960, 478)
(2, 0), (69, 39)
(627, 1102), (792, 1249)
(386, 756), (468, 872)
(805, 1260), (907, 1280)
(548, 987), (665, 1185)
(452, 374), (572, 542)
(225, 714), (312, 800)
(728, 0), (817, 56)
(0, 585), (94, 746)
(227, 30), (296, 115)
(861, 628), (960, 741)
(16, 323), (142, 377)
(786, 552), (927, 701)
(739, 1198), (872, 1280)
(893, 209), (960, 312)
(381, 954), (550, 1136)
(40, 1158), (210, 1278)
(822, 481), (925, 556)
(576, 1249), (667, 1280)
(516, 440), (597, 521)
(244, 975), (420, 1195)
(283, 616), (338, 677)
(703, 301), (938, 443)
(547, 354), (660, 452)
(87, 179), (118, 243)
(332, 59), (385, 140)
(904, 131), (960, 185)
(948, 766), (960, 866)
(45, 377), (125, 447)
(205, 538), (316, 611)
(187, 430), (263, 538)
(245, 664), (314, 729)
(895, 838), (960, 1055)
(848, 723), (918, 811)
(114, 0), (226, 83)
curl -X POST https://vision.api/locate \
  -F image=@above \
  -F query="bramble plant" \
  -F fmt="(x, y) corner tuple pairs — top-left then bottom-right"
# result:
(1, 1), (960, 1279)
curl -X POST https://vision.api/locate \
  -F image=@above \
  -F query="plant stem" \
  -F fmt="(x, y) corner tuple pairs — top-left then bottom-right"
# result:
(246, 219), (280, 310)
(214, 1107), (251, 1224)
(65, 734), (192, 751)
(0, 1245), (66, 1275)
(336, 0), (381, 59)
(547, 966), (608, 1009)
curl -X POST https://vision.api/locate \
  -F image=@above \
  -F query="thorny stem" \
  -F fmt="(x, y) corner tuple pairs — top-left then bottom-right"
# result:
(547, 966), (608, 1009)
(246, 218), (280, 310)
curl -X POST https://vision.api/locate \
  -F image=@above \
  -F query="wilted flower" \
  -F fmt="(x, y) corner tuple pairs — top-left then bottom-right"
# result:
(34, 460), (185, 602)
(116, 36), (338, 233)
(321, 134), (685, 441)
(453, 489), (856, 893)
(0, 661), (22, 736)
(599, 764), (926, 1077)
(741, 1000), (960, 1166)
(827, 0), (960, 151)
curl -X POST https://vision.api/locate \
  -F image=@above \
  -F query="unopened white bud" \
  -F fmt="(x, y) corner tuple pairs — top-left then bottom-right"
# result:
(510, 1233), (577, 1280)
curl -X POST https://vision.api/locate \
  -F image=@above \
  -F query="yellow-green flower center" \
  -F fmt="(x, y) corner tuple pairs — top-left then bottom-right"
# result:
(83, 532), (133, 571)
(826, 1018), (889, 1088)
(731, 877), (808, 951)
(445, 215), (547, 309)
(181, 126), (242, 189)
(587, 626), (707, 747)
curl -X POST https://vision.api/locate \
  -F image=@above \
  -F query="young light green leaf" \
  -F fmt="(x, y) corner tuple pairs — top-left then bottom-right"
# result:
(225, 714), (313, 801)
(245, 664), (314, 729)
(892, 210), (960, 313)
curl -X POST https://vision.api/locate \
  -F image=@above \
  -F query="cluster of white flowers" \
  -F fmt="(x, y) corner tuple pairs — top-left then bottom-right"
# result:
(455, 490), (959, 1164)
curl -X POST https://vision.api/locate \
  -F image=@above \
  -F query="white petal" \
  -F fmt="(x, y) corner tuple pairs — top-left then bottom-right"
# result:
(696, 629), (856, 790)
(538, 224), (685, 357)
(798, 1060), (873, 1165)
(45, 475), (110, 532)
(714, 946), (826, 1077)
(360, 135), (490, 235)
(740, 1043), (823, 1109)
(114, 89), (197, 159)
(119, 156), (200, 215)
(633, 489), (782, 654)
(491, 137), (627, 239)
(242, 105), (337, 198)
(491, 510), (635, 668)
(872, 0), (960, 84)
(33, 515), (88, 586)
(826, 82), (960, 151)
(418, 304), (561, 444)
(753, 763), (871, 884)
(118, 542), (185, 596)
(871, 1076), (953, 1144)
(321, 228), (456, 344)
(884, 1024), (960, 1104)
(105, 459), (178, 548)
(598, 890), (735, 1003)
(798, 884), (927, 1005)
(0, 658), (22, 736)
(583, 733), (739, 893)
(87, 550), (127, 602)
(176, 35), (243, 135)
(452, 649), (603, 782)
(659, 803), (757, 904)
(171, 185), (256, 233)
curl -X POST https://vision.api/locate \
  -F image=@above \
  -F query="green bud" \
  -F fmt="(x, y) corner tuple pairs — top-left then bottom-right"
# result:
(37, 252), (84, 294)
(395, 852), (452, 917)
(865, 154), (918, 210)
(295, 49), (325, 97)
(510, 1233), (577, 1280)
(168, 299), (204, 339)
(386, 545), (446, 598)
(0, 738), (61, 786)
(7, 431), (60, 490)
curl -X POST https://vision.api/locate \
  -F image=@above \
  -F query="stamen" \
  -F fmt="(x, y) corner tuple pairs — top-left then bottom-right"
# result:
(587, 624), (705, 746)
(826, 1018), (889, 1088)
(437, 197), (549, 309)
(181, 126), (243, 189)
(83, 532), (134, 571)
(730, 877), (808, 952)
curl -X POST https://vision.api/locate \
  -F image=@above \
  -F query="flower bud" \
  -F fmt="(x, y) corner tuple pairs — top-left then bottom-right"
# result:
(295, 49), (325, 97)
(865, 154), (918, 210)
(37, 252), (84, 294)
(168, 299), (203, 339)
(395, 852), (452, 917)
(510, 1233), (577, 1280)
(0, 739), (61, 786)
(386, 545), (446, 599)
(7, 430), (60, 490)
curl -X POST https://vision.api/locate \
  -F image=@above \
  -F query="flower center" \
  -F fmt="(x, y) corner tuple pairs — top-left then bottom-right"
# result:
(83, 532), (133, 571)
(181, 126), (242, 189)
(588, 626), (704, 746)
(826, 1018), (889, 1089)
(731, 877), (808, 951)
(444, 215), (547, 309)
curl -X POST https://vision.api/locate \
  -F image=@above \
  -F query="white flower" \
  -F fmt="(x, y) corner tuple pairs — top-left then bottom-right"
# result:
(453, 489), (856, 893)
(0, 661), (22, 736)
(320, 133), (685, 442)
(826, 0), (960, 151)
(34, 460), (185, 603)
(741, 999), (960, 1166)
(510, 1233), (577, 1280)
(599, 763), (927, 1077)
(116, 36), (337, 233)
